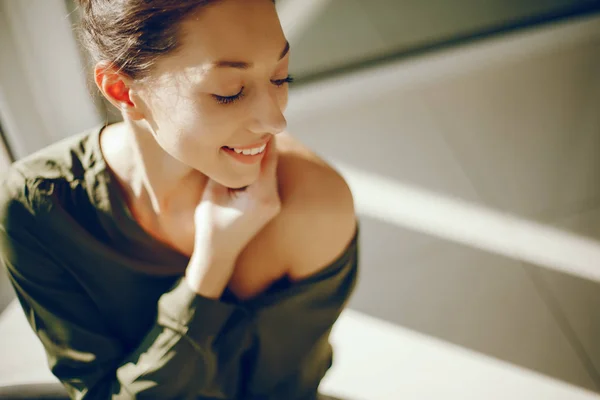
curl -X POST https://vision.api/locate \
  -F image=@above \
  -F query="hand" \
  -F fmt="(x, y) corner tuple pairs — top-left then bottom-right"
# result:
(185, 138), (281, 297)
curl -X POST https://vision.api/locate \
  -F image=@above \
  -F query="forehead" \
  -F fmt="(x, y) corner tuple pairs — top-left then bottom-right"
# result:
(178, 0), (284, 65)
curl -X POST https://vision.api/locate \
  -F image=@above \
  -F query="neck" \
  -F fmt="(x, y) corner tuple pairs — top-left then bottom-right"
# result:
(101, 120), (206, 216)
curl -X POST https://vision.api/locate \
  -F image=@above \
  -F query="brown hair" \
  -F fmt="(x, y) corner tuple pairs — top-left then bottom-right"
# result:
(75, 0), (221, 79)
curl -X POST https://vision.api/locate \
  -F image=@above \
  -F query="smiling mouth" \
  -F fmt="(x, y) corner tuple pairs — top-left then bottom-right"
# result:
(223, 143), (267, 156)
(221, 144), (267, 165)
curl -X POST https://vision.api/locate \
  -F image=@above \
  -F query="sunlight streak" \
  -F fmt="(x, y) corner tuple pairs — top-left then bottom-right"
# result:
(321, 309), (600, 400)
(336, 162), (600, 283)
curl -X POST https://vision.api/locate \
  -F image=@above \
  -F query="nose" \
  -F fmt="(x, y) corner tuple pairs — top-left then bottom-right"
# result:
(247, 86), (287, 136)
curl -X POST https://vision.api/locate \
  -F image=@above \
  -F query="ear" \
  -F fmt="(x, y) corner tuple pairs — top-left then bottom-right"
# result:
(94, 62), (145, 121)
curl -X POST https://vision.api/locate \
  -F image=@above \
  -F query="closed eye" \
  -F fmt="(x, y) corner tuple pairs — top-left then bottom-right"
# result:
(212, 75), (294, 105)
(212, 88), (245, 105)
(271, 75), (294, 87)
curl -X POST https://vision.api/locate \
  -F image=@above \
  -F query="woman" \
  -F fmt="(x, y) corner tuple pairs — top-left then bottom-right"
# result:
(0, 0), (358, 399)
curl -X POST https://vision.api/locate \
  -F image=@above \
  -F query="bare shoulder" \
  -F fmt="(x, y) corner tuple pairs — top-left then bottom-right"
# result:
(275, 132), (357, 280)
(229, 132), (356, 299)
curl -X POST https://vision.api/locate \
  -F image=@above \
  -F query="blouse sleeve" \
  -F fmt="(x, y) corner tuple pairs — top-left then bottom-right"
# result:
(246, 229), (359, 400)
(0, 169), (251, 399)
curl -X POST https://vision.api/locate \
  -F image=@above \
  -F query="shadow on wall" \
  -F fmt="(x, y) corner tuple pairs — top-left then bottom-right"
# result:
(287, 0), (600, 82)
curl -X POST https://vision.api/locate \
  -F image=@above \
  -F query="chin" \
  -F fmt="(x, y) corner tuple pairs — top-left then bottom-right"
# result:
(218, 171), (259, 190)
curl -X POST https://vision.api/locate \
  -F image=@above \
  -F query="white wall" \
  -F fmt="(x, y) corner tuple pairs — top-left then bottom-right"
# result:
(0, 0), (100, 158)
(287, 12), (600, 391)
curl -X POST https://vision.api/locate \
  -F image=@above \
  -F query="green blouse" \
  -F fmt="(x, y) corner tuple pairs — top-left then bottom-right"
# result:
(0, 126), (358, 399)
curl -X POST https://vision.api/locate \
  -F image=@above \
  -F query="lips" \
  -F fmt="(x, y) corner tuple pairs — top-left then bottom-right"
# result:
(221, 143), (267, 164)
(224, 143), (267, 156)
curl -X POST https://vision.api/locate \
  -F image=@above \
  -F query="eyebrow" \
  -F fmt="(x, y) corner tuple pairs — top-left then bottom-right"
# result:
(213, 41), (290, 70)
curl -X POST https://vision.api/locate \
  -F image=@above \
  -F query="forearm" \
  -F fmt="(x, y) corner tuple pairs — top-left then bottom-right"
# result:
(90, 279), (244, 399)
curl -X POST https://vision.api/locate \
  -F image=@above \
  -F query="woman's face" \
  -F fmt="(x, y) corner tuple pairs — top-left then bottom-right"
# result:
(132, 0), (289, 189)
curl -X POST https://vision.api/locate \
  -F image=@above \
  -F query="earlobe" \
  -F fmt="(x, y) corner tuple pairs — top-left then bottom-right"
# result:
(121, 101), (145, 121)
(117, 87), (144, 120)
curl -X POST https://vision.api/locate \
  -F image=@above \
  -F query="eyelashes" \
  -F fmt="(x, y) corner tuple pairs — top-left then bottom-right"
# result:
(213, 90), (245, 105)
(272, 75), (295, 87)
(212, 75), (294, 105)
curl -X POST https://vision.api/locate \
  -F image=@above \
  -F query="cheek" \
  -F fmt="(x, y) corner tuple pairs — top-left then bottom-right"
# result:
(174, 103), (246, 157)
(279, 88), (289, 111)
(146, 86), (244, 150)
(153, 95), (212, 139)
(197, 102), (245, 140)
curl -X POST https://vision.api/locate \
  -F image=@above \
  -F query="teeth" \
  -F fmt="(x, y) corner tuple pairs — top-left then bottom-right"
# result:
(231, 143), (266, 156)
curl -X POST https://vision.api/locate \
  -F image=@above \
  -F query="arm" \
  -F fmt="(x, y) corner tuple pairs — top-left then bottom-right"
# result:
(248, 230), (359, 400)
(0, 176), (250, 399)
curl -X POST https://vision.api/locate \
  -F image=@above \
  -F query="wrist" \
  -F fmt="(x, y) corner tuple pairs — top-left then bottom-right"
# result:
(185, 255), (236, 299)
